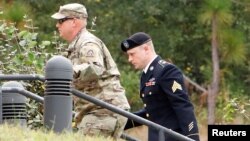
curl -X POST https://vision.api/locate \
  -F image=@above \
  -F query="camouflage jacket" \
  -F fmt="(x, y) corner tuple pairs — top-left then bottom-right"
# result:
(66, 29), (130, 119)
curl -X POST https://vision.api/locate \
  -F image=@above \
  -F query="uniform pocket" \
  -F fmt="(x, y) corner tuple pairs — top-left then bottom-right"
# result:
(78, 114), (117, 137)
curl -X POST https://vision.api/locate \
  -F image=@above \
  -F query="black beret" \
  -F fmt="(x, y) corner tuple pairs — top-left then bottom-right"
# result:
(121, 32), (152, 52)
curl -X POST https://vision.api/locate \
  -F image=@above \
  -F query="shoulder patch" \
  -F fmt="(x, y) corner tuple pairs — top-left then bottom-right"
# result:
(158, 60), (168, 67)
(86, 49), (94, 57)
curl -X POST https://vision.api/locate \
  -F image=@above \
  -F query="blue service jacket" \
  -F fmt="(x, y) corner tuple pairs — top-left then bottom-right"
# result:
(125, 56), (200, 141)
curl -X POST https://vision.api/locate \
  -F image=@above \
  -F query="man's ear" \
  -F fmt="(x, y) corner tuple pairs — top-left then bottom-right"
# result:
(143, 44), (150, 51)
(72, 18), (78, 27)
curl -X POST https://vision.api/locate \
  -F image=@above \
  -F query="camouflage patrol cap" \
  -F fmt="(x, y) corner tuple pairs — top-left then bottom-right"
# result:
(121, 32), (152, 52)
(51, 3), (88, 19)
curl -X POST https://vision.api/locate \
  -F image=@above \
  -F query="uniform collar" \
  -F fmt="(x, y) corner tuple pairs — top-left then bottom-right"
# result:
(68, 27), (87, 51)
(143, 55), (158, 73)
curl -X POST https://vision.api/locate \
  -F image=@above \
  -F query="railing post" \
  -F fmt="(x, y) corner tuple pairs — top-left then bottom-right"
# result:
(0, 86), (2, 124)
(159, 129), (165, 141)
(1, 81), (27, 127)
(44, 55), (73, 133)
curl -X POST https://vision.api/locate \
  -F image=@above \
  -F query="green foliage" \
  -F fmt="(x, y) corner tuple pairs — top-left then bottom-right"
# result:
(218, 96), (250, 124)
(0, 1), (31, 26)
(120, 69), (143, 111)
(219, 29), (246, 65)
(26, 98), (44, 129)
(199, 0), (233, 26)
(0, 15), (55, 74)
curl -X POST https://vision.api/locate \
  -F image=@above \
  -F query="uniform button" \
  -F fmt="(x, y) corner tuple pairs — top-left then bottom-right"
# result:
(144, 104), (147, 107)
(142, 93), (145, 97)
(149, 92), (152, 95)
(146, 113), (149, 117)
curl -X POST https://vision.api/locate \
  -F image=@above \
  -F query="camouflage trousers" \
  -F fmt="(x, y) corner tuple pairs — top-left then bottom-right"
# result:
(77, 112), (128, 140)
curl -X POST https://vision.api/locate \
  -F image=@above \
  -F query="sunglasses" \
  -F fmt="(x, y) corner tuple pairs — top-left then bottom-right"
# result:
(57, 18), (74, 24)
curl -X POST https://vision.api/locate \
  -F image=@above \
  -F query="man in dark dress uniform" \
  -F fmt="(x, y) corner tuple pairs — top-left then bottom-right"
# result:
(120, 32), (200, 141)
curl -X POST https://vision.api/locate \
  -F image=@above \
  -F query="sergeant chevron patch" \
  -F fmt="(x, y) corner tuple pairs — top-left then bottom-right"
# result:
(189, 121), (194, 131)
(172, 80), (182, 93)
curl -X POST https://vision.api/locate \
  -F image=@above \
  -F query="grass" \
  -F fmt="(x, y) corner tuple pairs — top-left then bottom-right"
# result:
(0, 123), (116, 141)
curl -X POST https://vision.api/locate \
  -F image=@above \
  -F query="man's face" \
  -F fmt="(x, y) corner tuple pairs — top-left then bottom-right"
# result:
(56, 18), (75, 42)
(126, 45), (147, 70)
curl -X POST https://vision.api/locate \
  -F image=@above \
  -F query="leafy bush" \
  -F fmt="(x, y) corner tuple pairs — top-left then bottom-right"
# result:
(120, 69), (143, 111)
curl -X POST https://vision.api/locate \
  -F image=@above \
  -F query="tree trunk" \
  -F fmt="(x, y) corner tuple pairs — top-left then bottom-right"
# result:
(208, 14), (220, 124)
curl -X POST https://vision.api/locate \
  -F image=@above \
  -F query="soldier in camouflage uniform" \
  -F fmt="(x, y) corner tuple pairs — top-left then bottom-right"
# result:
(51, 3), (130, 140)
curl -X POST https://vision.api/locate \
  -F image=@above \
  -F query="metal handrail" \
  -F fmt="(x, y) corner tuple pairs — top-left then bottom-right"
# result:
(72, 89), (194, 141)
(0, 74), (195, 141)
(0, 80), (138, 141)
(1, 87), (44, 103)
(0, 74), (45, 82)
